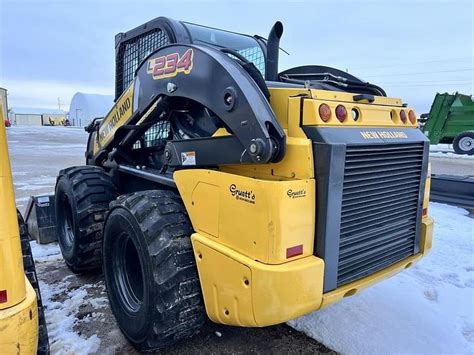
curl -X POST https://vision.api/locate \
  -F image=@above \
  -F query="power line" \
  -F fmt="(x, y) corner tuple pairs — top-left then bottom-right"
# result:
(350, 56), (473, 71)
(381, 79), (473, 84)
(383, 82), (472, 88)
(361, 68), (473, 78)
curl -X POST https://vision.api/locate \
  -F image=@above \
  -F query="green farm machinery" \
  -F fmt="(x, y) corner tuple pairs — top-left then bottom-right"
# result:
(421, 92), (474, 155)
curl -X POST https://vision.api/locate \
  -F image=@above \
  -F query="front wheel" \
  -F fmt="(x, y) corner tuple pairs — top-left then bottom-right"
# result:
(55, 166), (115, 272)
(453, 131), (474, 155)
(103, 190), (205, 351)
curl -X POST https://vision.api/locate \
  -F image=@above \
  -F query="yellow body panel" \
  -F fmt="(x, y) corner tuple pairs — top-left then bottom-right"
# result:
(303, 98), (418, 127)
(0, 278), (38, 354)
(192, 233), (324, 326)
(190, 216), (433, 326)
(0, 102), (26, 309)
(174, 87), (434, 327)
(221, 89), (314, 180)
(174, 169), (315, 264)
(221, 136), (314, 180)
(0, 100), (38, 354)
(309, 88), (403, 106)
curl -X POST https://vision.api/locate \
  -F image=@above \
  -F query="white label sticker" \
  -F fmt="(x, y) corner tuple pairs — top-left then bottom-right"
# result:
(37, 196), (50, 204)
(181, 151), (196, 166)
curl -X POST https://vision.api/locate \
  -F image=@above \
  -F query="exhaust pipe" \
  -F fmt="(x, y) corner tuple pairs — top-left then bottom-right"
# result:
(265, 21), (284, 81)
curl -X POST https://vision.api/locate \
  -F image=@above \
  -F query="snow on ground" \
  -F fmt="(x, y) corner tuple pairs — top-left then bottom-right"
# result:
(429, 144), (474, 161)
(39, 278), (102, 354)
(30, 240), (62, 262)
(289, 202), (474, 354)
(31, 242), (105, 354)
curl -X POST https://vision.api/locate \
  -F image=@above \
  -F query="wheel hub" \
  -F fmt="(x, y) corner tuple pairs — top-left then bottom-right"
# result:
(112, 233), (145, 313)
(459, 136), (473, 152)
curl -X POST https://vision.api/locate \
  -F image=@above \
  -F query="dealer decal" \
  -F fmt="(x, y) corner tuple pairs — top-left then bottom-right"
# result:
(287, 188), (306, 199)
(360, 131), (408, 139)
(229, 184), (256, 204)
(147, 48), (194, 80)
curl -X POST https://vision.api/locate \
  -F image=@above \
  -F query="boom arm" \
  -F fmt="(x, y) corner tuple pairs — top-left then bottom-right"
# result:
(89, 44), (286, 168)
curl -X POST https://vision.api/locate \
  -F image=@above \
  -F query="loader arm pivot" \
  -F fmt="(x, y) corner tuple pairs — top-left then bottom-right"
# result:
(91, 44), (286, 168)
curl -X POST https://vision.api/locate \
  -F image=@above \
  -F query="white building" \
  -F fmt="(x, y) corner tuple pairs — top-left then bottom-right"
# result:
(9, 107), (66, 126)
(68, 92), (114, 127)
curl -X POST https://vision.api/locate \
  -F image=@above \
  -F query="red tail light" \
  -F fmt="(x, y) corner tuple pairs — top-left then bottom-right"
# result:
(408, 110), (416, 124)
(0, 290), (7, 304)
(286, 244), (303, 258)
(319, 104), (331, 122)
(400, 110), (407, 123)
(336, 105), (347, 122)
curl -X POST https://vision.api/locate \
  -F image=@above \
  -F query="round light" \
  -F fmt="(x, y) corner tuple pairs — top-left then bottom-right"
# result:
(352, 108), (360, 121)
(400, 110), (407, 124)
(408, 110), (416, 124)
(319, 104), (331, 122)
(336, 105), (347, 122)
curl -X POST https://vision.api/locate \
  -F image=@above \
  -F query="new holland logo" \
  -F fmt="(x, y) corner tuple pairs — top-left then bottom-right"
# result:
(287, 188), (306, 199)
(360, 131), (408, 139)
(229, 184), (256, 204)
(147, 48), (194, 80)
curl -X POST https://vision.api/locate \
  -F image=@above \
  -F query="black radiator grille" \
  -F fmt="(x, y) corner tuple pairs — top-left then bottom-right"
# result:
(337, 143), (424, 286)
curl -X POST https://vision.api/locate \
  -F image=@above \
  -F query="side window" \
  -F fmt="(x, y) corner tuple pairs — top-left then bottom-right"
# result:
(133, 121), (171, 149)
(237, 47), (265, 75)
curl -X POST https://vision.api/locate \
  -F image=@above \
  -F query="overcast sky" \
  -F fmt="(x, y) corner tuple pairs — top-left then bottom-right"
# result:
(0, 0), (472, 114)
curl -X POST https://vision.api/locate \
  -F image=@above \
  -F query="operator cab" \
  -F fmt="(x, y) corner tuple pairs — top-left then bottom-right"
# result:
(114, 17), (385, 101)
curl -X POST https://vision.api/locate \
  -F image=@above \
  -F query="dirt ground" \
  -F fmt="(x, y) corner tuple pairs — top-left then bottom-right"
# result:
(36, 256), (333, 354)
(7, 126), (334, 354)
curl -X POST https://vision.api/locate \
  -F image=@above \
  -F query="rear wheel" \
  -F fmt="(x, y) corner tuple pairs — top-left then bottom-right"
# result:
(55, 166), (115, 272)
(453, 131), (474, 155)
(103, 190), (205, 351)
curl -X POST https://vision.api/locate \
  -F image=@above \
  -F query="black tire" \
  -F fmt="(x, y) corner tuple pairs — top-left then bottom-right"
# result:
(18, 211), (50, 355)
(103, 190), (205, 351)
(453, 131), (474, 155)
(55, 166), (115, 273)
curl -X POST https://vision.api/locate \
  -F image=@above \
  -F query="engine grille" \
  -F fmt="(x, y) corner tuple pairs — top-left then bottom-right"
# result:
(337, 143), (424, 286)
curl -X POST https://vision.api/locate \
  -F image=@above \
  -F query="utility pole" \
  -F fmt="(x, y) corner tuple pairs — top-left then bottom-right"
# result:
(75, 108), (81, 127)
(58, 97), (61, 110)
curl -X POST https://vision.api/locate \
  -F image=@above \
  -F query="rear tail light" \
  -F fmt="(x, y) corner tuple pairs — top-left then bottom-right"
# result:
(422, 207), (428, 217)
(336, 105), (347, 122)
(286, 244), (303, 258)
(408, 110), (416, 124)
(319, 104), (331, 122)
(400, 110), (407, 123)
(0, 290), (7, 304)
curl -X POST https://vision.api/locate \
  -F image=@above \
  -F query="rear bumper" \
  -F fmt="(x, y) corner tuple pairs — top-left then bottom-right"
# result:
(193, 216), (434, 326)
(0, 278), (38, 354)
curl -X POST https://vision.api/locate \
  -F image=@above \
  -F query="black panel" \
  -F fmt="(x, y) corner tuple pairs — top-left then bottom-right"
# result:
(304, 127), (429, 292)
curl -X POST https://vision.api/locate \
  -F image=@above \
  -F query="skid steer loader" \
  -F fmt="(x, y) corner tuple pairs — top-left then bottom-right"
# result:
(52, 17), (434, 350)
(0, 93), (49, 353)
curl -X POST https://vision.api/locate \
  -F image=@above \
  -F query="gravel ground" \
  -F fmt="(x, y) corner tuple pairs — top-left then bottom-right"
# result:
(7, 126), (333, 354)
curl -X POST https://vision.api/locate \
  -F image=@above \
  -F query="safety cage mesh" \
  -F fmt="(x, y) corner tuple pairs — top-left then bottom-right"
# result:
(116, 29), (170, 99)
(133, 121), (171, 150)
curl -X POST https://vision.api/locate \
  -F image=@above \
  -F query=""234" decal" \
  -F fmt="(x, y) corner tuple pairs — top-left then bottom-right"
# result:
(147, 48), (194, 80)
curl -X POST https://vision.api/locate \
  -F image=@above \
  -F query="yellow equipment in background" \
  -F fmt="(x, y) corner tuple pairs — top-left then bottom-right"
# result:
(0, 95), (49, 353)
